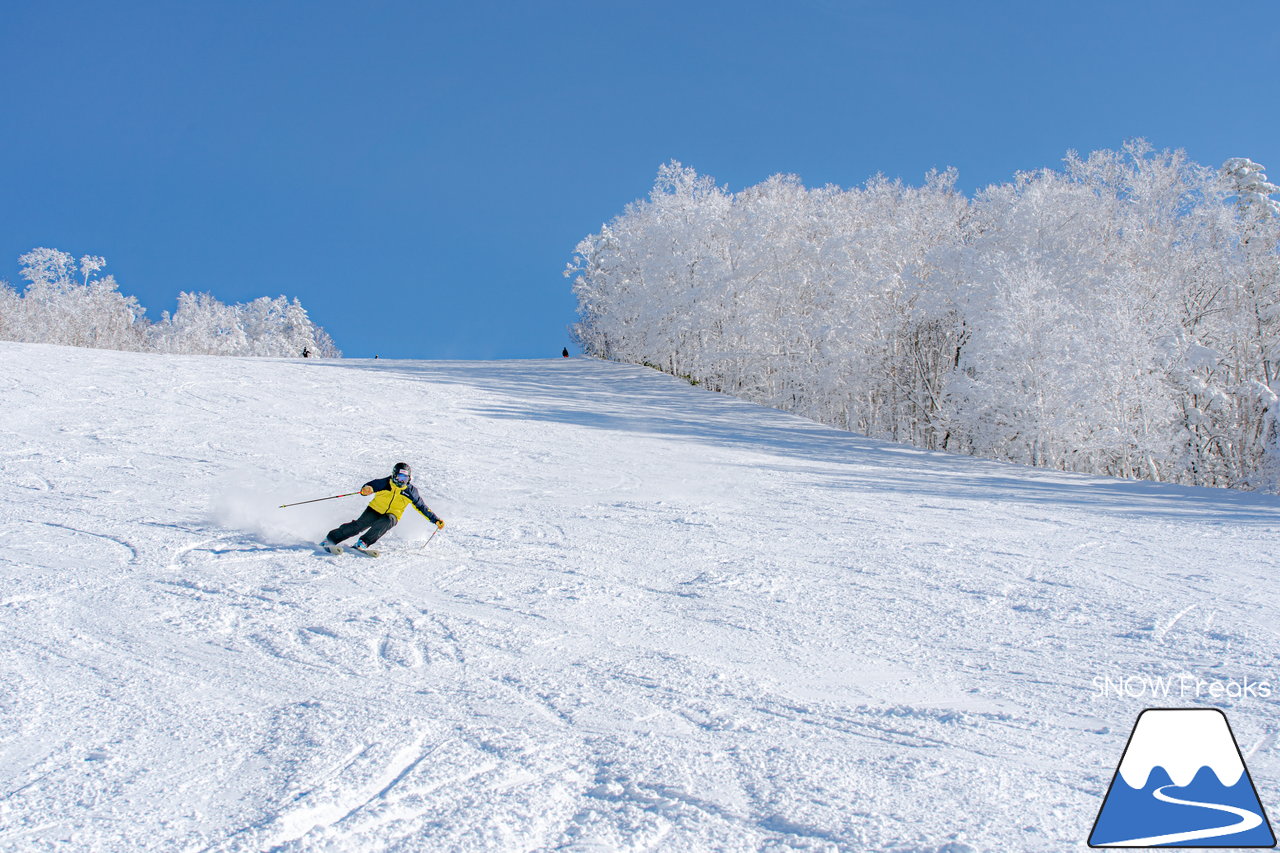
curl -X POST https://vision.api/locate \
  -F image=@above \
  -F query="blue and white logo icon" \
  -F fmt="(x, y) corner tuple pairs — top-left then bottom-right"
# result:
(1090, 708), (1276, 847)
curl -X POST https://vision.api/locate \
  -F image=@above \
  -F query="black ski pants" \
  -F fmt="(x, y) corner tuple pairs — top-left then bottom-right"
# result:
(327, 507), (397, 546)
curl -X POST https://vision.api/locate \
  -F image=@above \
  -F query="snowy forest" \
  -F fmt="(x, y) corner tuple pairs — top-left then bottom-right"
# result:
(0, 248), (340, 358)
(568, 142), (1280, 491)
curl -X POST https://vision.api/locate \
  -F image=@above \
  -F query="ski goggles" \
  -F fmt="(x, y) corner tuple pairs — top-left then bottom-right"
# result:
(393, 471), (410, 483)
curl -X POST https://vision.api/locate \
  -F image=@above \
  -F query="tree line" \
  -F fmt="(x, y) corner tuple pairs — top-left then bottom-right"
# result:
(568, 141), (1280, 491)
(0, 248), (340, 358)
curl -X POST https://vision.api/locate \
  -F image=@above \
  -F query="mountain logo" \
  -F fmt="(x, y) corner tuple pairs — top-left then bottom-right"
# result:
(1089, 708), (1276, 848)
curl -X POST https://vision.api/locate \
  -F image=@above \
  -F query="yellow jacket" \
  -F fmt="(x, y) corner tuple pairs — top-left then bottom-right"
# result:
(362, 476), (440, 523)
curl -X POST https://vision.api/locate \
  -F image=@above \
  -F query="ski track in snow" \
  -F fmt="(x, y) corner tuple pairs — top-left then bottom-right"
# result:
(0, 341), (1278, 851)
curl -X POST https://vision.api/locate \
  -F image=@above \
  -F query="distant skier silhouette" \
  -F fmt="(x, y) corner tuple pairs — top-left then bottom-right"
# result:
(562, 347), (569, 358)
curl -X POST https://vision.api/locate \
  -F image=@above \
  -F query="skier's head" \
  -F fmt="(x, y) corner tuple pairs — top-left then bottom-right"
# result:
(392, 462), (412, 485)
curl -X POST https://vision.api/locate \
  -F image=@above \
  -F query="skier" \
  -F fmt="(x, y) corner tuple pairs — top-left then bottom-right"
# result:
(562, 347), (569, 358)
(319, 462), (444, 554)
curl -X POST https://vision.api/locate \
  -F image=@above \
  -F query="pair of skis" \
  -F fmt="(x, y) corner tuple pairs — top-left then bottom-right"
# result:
(318, 529), (439, 560)
(320, 542), (379, 558)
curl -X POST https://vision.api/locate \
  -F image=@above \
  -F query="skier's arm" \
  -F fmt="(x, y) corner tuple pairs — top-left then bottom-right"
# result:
(408, 487), (443, 527)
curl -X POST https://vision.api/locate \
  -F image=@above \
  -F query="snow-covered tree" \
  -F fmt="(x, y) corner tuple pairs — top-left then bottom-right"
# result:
(150, 292), (341, 357)
(150, 292), (250, 355)
(569, 143), (1280, 491)
(13, 248), (148, 351)
(0, 280), (21, 342)
(1218, 158), (1280, 488)
(1, 248), (342, 360)
(239, 295), (339, 358)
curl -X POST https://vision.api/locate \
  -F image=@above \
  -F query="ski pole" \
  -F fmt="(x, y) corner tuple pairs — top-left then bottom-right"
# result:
(279, 491), (362, 509)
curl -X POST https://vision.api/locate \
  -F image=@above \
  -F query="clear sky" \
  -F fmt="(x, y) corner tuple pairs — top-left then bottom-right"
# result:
(2, 0), (1277, 359)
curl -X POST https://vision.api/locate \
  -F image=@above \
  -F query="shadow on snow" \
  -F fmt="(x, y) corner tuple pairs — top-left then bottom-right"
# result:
(307, 357), (1280, 527)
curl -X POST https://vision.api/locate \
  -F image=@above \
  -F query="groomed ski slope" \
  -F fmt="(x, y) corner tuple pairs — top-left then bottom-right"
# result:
(1, 341), (1278, 852)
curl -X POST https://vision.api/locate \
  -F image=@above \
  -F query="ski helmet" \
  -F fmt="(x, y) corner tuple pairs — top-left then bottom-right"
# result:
(392, 462), (412, 484)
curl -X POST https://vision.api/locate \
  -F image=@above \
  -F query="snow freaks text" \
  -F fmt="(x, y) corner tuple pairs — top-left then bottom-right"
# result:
(1092, 673), (1274, 702)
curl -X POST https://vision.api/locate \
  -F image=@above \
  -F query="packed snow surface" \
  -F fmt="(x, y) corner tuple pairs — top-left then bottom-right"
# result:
(1, 341), (1278, 852)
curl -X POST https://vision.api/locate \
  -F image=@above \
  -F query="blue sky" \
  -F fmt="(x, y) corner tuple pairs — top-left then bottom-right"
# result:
(2, 0), (1277, 359)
